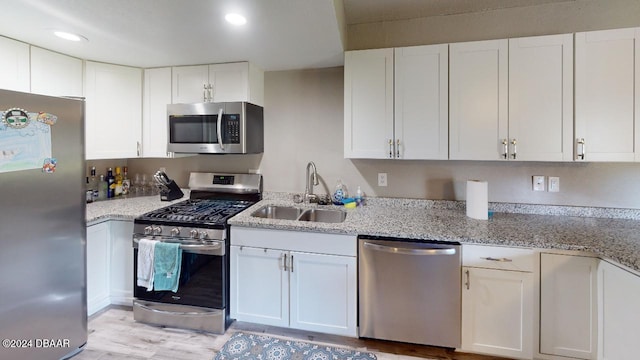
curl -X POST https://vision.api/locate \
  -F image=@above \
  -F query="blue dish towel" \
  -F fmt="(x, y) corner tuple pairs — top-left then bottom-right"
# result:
(153, 242), (182, 292)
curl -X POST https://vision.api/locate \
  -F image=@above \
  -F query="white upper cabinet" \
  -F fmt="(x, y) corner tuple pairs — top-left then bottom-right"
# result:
(142, 67), (172, 158)
(30, 47), (83, 97)
(508, 34), (573, 161)
(0, 36), (29, 92)
(394, 44), (448, 160)
(172, 62), (264, 106)
(344, 45), (448, 160)
(344, 49), (394, 159)
(451, 35), (572, 161)
(85, 61), (142, 159)
(450, 39), (508, 160)
(575, 27), (640, 162)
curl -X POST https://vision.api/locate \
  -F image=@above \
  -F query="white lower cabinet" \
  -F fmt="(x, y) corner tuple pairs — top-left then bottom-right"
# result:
(230, 227), (357, 337)
(540, 253), (598, 360)
(86, 221), (111, 316)
(461, 245), (534, 359)
(598, 260), (640, 360)
(86, 220), (134, 316)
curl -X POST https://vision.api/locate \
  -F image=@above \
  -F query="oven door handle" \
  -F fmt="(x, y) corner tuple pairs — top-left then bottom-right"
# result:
(132, 237), (224, 256)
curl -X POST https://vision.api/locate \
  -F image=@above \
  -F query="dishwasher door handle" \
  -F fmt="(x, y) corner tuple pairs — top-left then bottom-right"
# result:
(363, 241), (457, 255)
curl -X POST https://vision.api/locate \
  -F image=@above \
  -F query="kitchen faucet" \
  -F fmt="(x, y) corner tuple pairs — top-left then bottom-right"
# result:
(304, 161), (319, 203)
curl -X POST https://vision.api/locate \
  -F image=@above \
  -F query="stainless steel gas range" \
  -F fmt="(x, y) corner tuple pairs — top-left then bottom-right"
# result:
(132, 172), (262, 333)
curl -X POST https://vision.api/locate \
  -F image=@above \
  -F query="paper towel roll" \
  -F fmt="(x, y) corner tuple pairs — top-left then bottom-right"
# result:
(466, 180), (488, 220)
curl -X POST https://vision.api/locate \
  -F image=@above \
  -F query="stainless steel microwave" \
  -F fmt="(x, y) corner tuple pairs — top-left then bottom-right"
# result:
(167, 102), (264, 154)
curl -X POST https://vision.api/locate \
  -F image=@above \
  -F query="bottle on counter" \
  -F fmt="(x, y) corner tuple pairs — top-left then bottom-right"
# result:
(122, 166), (130, 196)
(85, 177), (93, 203)
(98, 175), (108, 200)
(89, 166), (99, 201)
(355, 186), (365, 206)
(333, 179), (348, 205)
(114, 166), (123, 196)
(106, 168), (115, 198)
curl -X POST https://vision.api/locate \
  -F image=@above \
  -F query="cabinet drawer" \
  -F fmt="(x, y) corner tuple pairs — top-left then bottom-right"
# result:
(462, 245), (534, 272)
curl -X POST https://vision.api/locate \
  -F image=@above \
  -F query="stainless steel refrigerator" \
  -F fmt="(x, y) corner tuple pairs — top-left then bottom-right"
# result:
(0, 89), (87, 359)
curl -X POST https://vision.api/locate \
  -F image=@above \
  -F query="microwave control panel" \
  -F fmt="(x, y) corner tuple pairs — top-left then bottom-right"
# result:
(224, 115), (240, 143)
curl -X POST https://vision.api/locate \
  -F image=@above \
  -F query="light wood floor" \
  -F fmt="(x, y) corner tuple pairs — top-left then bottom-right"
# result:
(73, 306), (507, 360)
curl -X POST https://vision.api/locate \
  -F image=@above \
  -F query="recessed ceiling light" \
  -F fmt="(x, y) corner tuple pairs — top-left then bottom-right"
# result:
(54, 31), (87, 42)
(225, 13), (247, 26)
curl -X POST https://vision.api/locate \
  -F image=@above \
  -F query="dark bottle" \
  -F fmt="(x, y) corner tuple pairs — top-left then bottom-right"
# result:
(106, 168), (116, 198)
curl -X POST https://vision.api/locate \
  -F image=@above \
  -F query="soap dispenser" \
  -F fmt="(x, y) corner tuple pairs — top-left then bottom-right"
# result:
(333, 179), (347, 205)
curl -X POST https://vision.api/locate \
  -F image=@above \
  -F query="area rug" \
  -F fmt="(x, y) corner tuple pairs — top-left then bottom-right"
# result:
(214, 332), (377, 360)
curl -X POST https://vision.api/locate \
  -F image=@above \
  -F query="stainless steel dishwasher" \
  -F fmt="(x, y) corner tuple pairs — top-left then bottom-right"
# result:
(358, 236), (461, 348)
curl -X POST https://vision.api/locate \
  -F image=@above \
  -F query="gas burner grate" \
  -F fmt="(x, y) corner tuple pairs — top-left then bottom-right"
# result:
(137, 199), (254, 225)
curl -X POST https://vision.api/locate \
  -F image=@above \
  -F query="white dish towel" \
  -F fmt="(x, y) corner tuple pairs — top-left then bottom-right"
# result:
(136, 238), (157, 291)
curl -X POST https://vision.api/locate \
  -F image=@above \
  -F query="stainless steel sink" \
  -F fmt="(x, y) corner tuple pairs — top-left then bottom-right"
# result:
(251, 205), (303, 220)
(298, 209), (346, 223)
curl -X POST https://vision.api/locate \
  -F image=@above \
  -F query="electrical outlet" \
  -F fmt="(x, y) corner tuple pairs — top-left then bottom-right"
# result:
(532, 175), (545, 191)
(549, 177), (560, 192)
(378, 173), (388, 187)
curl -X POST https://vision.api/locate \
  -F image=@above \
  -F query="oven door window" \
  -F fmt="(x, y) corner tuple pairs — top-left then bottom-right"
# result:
(169, 114), (218, 144)
(134, 250), (226, 309)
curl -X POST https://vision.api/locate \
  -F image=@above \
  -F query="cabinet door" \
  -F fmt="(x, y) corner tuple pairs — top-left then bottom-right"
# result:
(344, 49), (394, 159)
(461, 267), (533, 359)
(142, 67), (172, 157)
(0, 36), (29, 92)
(289, 252), (357, 337)
(86, 222), (110, 316)
(230, 246), (289, 327)
(540, 254), (598, 359)
(109, 220), (134, 306)
(30, 47), (83, 97)
(209, 62), (249, 103)
(394, 44), (448, 160)
(598, 261), (640, 360)
(172, 65), (209, 104)
(85, 61), (142, 159)
(509, 34), (573, 162)
(450, 40), (508, 160)
(575, 28), (639, 162)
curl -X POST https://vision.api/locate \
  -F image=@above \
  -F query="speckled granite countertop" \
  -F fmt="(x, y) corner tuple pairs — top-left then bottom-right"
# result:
(85, 190), (640, 273)
(85, 190), (191, 225)
(228, 194), (640, 273)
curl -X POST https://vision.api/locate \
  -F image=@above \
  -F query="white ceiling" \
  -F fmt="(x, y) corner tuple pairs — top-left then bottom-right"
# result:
(0, 0), (345, 70)
(0, 0), (577, 71)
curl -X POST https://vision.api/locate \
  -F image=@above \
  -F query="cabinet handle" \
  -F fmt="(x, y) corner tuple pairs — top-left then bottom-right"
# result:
(388, 139), (393, 158)
(501, 139), (508, 159)
(290, 255), (294, 273)
(465, 269), (470, 290)
(208, 83), (213, 102)
(203, 84), (208, 102)
(395, 139), (401, 158)
(577, 138), (586, 160)
(511, 139), (517, 160)
(137, 141), (141, 157)
(481, 256), (513, 262)
(283, 253), (288, 271)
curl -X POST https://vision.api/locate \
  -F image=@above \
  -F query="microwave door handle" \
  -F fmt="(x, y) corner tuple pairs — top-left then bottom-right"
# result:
(216, 108), (225, 151)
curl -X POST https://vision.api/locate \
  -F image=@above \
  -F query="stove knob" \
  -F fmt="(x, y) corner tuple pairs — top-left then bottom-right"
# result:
(198, 231), (209, 240)
(144, 226), (153, 235)
(152, 226), (162, 235)
(189, 229), (199, 238)
(170, 228), (180, 236)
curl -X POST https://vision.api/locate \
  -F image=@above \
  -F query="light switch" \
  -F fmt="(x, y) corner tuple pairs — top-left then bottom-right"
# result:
(549, 177), (560, 192)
